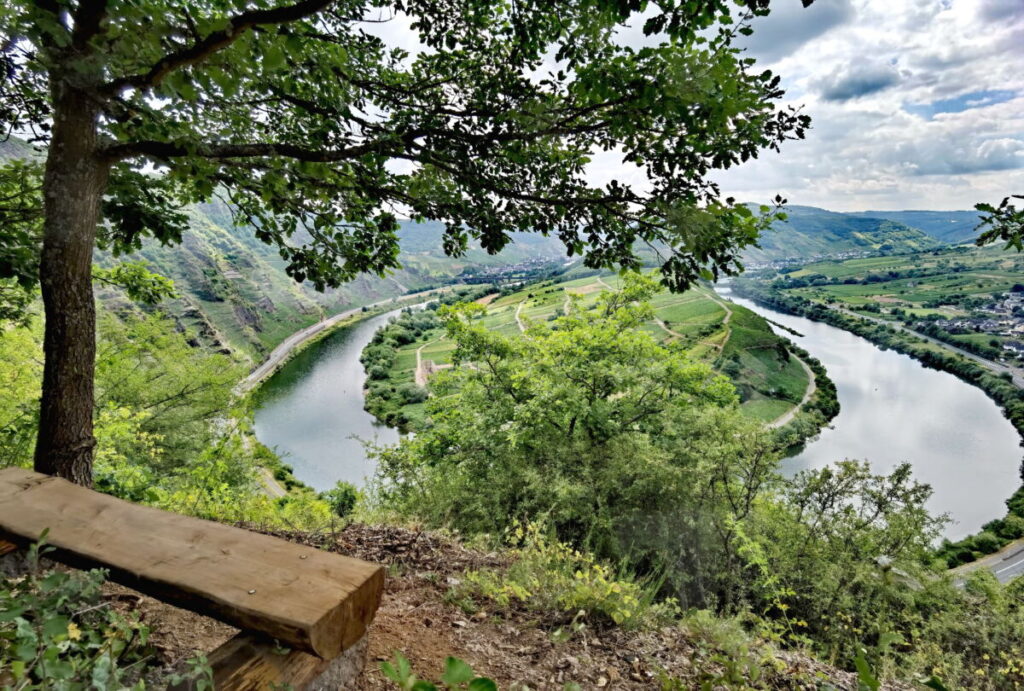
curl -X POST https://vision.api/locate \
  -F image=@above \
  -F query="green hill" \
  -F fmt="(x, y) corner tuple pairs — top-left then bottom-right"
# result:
(741, 206), (942, 263)
(847, 209), (982, 243)
(371, 275), (823, 429)
(101, 204), (568, 362)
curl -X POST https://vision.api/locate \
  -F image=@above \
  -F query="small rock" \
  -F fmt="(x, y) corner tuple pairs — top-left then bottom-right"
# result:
(596, 676), (608, 687)
(452, 619), (468, 628)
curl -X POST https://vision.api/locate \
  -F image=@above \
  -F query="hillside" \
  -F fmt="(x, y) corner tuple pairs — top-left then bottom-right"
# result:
(741, 206), (942, 263)
(848, 209), (982, 243)
(365, 274), (833, 431)
(97, 203), (569, 362)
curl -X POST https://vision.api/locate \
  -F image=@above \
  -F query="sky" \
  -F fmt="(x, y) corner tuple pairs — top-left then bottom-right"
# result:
(369, 0), (1023, 212)
(712, 0), (1024, 211)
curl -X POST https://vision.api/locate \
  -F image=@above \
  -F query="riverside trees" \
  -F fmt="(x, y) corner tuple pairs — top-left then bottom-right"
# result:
(2, 0), (809, 483)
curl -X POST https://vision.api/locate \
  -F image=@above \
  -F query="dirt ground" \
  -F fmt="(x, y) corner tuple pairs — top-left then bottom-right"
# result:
(94, 523), (900, 690)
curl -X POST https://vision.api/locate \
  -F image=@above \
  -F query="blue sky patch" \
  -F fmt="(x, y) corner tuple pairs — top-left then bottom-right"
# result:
(904, 89), (1017, 119)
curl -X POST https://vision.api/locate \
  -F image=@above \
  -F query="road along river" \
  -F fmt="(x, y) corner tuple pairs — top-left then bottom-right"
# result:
(723, 289), (1022, 540)
(253, 307), (409, 491)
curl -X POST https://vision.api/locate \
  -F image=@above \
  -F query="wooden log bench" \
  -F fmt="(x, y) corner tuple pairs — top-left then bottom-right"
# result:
(0, 467), (385, 689)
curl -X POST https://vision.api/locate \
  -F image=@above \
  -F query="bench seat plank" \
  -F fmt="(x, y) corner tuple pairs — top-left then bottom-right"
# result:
(0, 468), (383, 659)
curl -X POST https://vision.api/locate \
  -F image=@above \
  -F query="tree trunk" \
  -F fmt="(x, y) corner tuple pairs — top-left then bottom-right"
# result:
(33, 83), (108, 486)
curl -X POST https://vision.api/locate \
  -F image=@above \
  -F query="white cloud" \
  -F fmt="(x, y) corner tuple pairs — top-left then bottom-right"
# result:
(365, 0), (1023, 211)
(712, 0), (1024, 210)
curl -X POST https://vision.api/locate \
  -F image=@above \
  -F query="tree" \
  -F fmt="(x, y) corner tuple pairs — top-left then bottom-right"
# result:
(975, 194), (1024, 251)
(2, 0), (810, 483)
(374, 274), (781, 605)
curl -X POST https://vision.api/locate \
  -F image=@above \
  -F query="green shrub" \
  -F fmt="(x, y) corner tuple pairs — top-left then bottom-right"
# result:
(0, 537), (185, 689)
(380, 652), (496, 691)
(396, 383), (428, 405)
(460, 522), (679, 630)
(321, 481), (361, 518)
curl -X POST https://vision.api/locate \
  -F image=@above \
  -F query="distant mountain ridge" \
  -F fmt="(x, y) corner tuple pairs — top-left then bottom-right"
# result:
(739, 205), (944, 263)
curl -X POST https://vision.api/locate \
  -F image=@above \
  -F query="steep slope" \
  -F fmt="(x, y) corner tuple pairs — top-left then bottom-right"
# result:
(847, 209), (982, 243)
(740, 206), (942, 263)
(100, 203), (568, 361)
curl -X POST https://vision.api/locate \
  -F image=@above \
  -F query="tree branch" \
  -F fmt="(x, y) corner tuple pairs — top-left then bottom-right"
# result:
(101, 138), (393, 162)
(100, 0), (336, 94)
(72, 0), (109, 49)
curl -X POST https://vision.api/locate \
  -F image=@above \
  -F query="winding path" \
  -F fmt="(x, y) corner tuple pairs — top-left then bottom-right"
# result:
(953, 536), (1024, 585)
(766, 354), (817, 429)
(703, 291), (735, 351)
(515, 300), (527, 332)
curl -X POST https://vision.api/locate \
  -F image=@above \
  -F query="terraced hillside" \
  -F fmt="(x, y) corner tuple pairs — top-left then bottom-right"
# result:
(847, 209), (983, 244)
(383, 275), (816, 428)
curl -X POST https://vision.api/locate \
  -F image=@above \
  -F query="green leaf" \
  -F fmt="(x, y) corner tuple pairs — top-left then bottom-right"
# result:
(42, 615), (70, 640)
(468, 679), (499, 691)
(441, 657), (475, 685)
(853, 651), (880, 691)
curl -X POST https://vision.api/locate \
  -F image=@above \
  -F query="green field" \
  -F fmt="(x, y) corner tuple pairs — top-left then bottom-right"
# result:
(755, 244), (1024, 367)
(388, 275), (812, 426)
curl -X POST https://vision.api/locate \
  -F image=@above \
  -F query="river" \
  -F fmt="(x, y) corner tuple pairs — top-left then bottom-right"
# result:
(253, 307), (406, 491)
(724, 290), (1022, 540)
(254, 293), (1023, 539)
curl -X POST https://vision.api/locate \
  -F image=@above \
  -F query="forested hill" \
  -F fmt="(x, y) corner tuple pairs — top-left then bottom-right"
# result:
(846, 209), (983, 243)
(2, 137), (566, 361)
(741, 205), (943, 263)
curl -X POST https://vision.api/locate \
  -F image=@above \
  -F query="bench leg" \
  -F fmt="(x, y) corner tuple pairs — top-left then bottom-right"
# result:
(186, 632), (370, 690)
(305, 634), (368, 690)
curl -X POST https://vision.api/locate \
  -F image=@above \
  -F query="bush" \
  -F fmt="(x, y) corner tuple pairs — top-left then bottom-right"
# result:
(999, 514), (1024, 540)
(973, 530), (1003, 554)
(460, 522), (679, 630)
(0, 537), (195, 689)
(321, 481), (361, 518)
(396, 383), (428, 404)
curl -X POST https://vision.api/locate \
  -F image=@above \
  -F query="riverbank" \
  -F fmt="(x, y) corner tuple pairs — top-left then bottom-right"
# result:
(238, 285), (459, 394)
(731, 278), (1024, 562)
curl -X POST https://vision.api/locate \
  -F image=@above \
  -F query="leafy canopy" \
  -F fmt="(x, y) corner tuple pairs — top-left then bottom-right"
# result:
(372, 272), (776, 582)
(3, 0), (809, 291)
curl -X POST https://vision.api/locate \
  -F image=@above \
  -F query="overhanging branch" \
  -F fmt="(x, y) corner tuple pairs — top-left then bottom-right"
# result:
(100, 0), (336, 95)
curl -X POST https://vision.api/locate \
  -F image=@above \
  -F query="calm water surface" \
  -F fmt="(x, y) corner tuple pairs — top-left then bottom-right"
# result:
(724, 289), (1021, 539)
(255, 293), (1023, 539)
(253, 308), (407, 491)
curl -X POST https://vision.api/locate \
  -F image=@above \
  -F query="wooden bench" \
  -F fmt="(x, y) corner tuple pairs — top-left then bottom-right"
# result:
(0, 467), (385, 689)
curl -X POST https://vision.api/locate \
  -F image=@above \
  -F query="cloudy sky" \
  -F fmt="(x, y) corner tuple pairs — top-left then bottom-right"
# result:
(371, 0), (1022, 212)
(712, 0), (1024, 211)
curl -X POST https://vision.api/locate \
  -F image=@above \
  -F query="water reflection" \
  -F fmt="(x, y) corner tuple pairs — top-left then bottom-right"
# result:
(253, 308), (405, 491)
(724, 291), (1022, 539)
